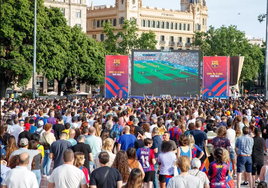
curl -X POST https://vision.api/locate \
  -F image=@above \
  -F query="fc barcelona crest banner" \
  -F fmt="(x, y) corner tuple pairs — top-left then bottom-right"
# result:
(105, 55), (129, 98)
(203, 56), (230, 98)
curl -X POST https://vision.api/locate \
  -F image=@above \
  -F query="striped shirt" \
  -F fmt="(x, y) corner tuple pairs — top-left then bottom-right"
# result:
(137, 147), (155, 172)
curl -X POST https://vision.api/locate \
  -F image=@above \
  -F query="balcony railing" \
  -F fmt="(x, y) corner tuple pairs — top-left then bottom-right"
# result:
(185, 43), (192, 47)
(177, 42), (183, 47)
(169, 41), (175, 46)
(159, 41), (166, 45)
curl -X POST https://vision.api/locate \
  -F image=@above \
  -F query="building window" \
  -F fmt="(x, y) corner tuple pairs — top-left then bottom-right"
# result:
(132, 0), (135, 4)
(187, 37), (191, 43)
(47, 80), (54, 92)
(166, 22), (169, 29)
(161, 46), (165, 50)
(58, 0), (65, 2)
(170, 36), (174, 42)
(152, 21), (155, 28)
(179, 23), (182, 30)
(156, 21), (160, 28)
(92, 35), (96, 39)
(171, 22), (173, 29)
(121, 0), (124, 4)
(197, 7), (200, 12)
(147, 20), (150, 27)
(183, 24), (186, 30)
(101, 20), (104, 27)
(142, 20), (145, 27)
(113, 19), (117, 26)
(76, 24), (81, 27)
(203, 18), (205, 25)
(170, 47), (174, 50)
(175, 23), (178, 30)
(187, 24), (190, 31)
(100, 34), (104, 41)
(119, 17), (125, 24)
(97, 20), (100, 27)
(75, 10), (81, 18)
(178, 37), (182, 42)
(161, 21), (164, 29)
(93, 20), (96, 27)
(161, 35), (165, 41)
(36, 77), (43, 88)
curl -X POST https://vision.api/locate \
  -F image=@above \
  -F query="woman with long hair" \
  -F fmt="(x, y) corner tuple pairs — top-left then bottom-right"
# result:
(0, 123), (9, 146)
(40, 123), (56, 178)
(234, 121), (242, 139)
(8, 155), (19, 169)
(211, 126), (231, 154)
(94, 138), (116, 168)
(208, 148), (229, 188)
(122, 168), (143, 188)
(28, 140), (42, 186)
(222, 148), (235, 188)
(249, 118), (256, 138)
(74, 152), (90, 186)
(142, 123), (151, 139)
(126, 147), (145, 178)
(242, 117), (250, 127)
(6, 136), (18, 162)
(177, 134), (191, 160)
(112, 150), (130, 185)
(93, 121), (101, 137)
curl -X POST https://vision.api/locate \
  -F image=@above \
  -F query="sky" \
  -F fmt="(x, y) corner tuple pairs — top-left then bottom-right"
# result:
(90, 0), (267, 39)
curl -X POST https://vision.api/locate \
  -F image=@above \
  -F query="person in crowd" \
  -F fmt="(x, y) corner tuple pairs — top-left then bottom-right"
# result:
(122, 168), (143, 188)
(118, 126), (137, 151)
(53, 117), (65, 140)
(226, 117), (236, 177)
(18, 122), (32, 144)
(162, 131), (177, 153)
(189, 134), (204, 159)
(177, 134), (191, 160)
(47, 111), (57, 126)
(67, 129), (77, 146)
(10, 138), (41, 170)
(137, 138), (156, 188)
(134, 130), (145, 150)
(257, 181), (267, 188)
(0, 123), (9, 146)
(28, 140), (42, 186)
(29, 119), (37, 134)
(157, 118), (166, 137)
(48, 149), (87, 188)
(211, 126), (231, 154)
(90, 151), (123, 188)
(112, 150), (130, 185)
(62, 123), (71, 139)
(93, 121), (101, 137)
(126, 147), (144, 177)
(74, 152), (90, 186)
(31, 133), (44, 158)
(142, 123), (152, 139)
(85, 127), (102, 172)
(252, 128), (264, 185)
(49, 132), (72, 169)
(208, 147), (229, 188)
(2, 153), (39, 188)
(34, 120), (45, 137)
(188, 158), (210, 188)
(158, 141), (176, 188)
(235, 126), (254, 188)
(41, 123), (56, 178)
(72, 135), (93, 173)
(95, 138), (116, 168)
(88, 114), (95, 127)
(222, 148), (235, 188)
(5, 135), (18, 162)
(130, 117), (141, 137)
(169, 119), (182, 145)
(151, 127), (162, 188)
(167, 156), (202, 188)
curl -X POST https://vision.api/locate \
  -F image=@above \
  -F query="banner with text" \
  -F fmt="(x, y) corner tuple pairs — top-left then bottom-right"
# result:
(105, 55), (129, 98)
(203, 56), (230, 98)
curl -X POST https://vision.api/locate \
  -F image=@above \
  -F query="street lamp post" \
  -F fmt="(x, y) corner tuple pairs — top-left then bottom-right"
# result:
(32, 0), (37, 99)
(265, 0), (268, 99)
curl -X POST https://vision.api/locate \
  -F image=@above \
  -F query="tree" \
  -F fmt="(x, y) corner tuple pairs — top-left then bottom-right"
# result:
(102, 19), (157, 55)
(0, 0), (49, 98)
(193, 25), (265, 81)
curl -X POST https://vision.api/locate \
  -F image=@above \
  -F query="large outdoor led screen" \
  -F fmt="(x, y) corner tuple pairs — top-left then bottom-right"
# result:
(131, 50), (200, 97)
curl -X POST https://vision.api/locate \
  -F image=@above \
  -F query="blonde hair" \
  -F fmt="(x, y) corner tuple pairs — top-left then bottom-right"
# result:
(222, 148), (230, 163)
(177, 156), (191, 172)
(188, 134), (195, 148)
(74, 152), (85, 167)
(103, 138), (114, 151)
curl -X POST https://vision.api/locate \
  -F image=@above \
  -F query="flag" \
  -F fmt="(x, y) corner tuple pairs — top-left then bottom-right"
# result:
(200, 158), (210, 176)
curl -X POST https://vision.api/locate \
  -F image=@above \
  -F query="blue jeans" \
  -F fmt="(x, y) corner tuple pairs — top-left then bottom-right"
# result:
(237, 156), (252, 173)
(43, 150), (52, 175)
(89, 161), (95, 173)
(32, 169), (41, 186)
(153, 163), (159, 188)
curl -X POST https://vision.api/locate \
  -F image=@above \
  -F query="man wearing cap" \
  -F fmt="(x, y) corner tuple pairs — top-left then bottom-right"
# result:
(18, 123), (33, 145)
(2, 152), (38, 188)
(9, 138), (41, 170)
(188, 158), (210, 188)
(34, 120), (45, 137)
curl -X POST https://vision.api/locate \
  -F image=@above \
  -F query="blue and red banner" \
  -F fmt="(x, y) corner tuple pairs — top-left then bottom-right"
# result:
(105, 55), (129, 98)
(203, 56), (230, 98)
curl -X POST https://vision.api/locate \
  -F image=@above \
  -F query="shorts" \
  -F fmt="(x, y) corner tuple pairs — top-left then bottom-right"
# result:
(230, 148), (235, 160)
(144, 171), (155, 182)
(252, 162), (264, 175)
(237, 156), (252, 173)
(159, 174), (173, 183)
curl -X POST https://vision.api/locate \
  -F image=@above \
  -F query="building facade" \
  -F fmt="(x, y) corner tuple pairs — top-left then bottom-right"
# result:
(248, 38), (264, 48)
(87, 0), (208, 50)
(44, 0), (88, 32)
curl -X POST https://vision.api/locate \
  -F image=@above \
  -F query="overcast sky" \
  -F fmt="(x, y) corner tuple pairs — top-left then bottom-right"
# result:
(90, 0), (267, 39)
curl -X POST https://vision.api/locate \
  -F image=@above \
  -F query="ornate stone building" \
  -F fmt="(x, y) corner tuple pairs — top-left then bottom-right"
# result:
(87, 0), (208, 50)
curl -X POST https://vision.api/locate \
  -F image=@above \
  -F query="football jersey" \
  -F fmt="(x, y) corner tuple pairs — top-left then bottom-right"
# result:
(137, 147), (155, 172)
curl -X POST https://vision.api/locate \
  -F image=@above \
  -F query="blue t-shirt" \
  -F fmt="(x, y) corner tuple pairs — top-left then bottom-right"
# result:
(190, 130), (207, 150)
(67, 138), (77, 146)
(118, 134), (137, 151)
(151, 135), (162, 158)
(30, 125), (38, 134)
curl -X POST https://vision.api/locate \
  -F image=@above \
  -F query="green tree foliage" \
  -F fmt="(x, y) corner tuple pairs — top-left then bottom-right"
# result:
(103, 20), (157, 55)
(193, 25), (265, 81)
(0, 0), (48, 98)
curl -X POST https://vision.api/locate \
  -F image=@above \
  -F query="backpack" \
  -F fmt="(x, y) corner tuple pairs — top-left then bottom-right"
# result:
(110, 124), (121, 140)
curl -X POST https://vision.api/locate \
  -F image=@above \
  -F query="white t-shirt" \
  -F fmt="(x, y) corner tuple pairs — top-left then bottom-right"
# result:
(8, 124), (23, 145)
(227, 128), (236, 149)
(150, 124), (158, 133)
(2, 166), (38, 188)
(49, 164), (87, 188)
(88, 119), (95, 127)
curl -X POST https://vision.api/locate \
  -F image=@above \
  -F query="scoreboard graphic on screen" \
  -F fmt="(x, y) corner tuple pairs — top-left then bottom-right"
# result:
(131, 50), (200, 97)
